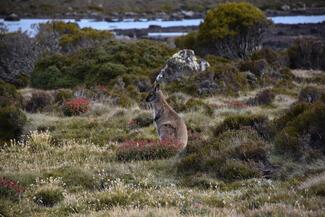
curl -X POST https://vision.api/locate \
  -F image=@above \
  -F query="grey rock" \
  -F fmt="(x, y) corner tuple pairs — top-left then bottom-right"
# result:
(156, 49), (210, 83)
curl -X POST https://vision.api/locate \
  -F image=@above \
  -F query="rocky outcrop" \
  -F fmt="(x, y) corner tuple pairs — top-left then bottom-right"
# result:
(156, 49), (210, 83)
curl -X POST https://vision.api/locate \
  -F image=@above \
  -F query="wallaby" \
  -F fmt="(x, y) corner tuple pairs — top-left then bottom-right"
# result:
(146, 84), (188, 149)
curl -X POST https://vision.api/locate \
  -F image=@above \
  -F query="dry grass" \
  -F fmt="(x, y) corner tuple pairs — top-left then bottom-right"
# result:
(2, 80), (325, 217)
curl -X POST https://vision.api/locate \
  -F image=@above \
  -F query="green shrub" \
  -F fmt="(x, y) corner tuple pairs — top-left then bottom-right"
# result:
(274, 102), (325, 159)
(215, 114), (270, 139)
(33, 187), (64, 207)
(288, 38), (325, 70)
(0, 80), (21, 107)
(13, 74), (30, 88)
(31, 40), (173, 89)
(197, 2), (269, 59)
(0, 105), (26, 144)
(220, 159), (262, 181)
(273, 103), (309, 130)
(177, 129), (270, 181)
(251, 48), (288, 69)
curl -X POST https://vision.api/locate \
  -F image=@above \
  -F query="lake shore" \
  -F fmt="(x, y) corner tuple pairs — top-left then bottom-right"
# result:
(2, 8), (325, 21)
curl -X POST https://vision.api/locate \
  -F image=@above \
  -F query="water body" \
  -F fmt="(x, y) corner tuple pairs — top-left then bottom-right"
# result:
(0, 15), (324, 36)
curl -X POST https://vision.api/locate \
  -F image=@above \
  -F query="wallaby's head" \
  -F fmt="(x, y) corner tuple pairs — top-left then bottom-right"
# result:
(145, 83), (162, 103)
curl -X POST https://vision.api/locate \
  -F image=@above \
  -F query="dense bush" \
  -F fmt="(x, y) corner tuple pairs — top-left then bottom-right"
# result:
(0, 31), (37, 85)
(116, 139), (182, 161)
(31, 40), (173, 89)
(215, 114), (270, 139)
(63, 98), (90, 116)
(177, 128), (271, 181)
(251, 48), (288, 69)
(274, 102), (325, 159)
(0, 80), (21, 106)
(0, 81), (26, 144)
(288, 38), (325, 70)
(177, 2), (269, 59)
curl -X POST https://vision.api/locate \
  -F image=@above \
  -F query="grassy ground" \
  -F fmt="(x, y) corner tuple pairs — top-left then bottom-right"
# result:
(1, 70), (325, 217)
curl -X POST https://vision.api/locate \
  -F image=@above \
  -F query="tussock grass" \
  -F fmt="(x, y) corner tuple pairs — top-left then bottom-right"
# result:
(2, 81), (325, 216)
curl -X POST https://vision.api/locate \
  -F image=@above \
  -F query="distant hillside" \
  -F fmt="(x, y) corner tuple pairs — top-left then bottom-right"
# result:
(1, 0), (325, 18)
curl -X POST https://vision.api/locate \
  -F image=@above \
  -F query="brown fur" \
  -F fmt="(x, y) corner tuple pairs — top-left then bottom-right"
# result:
(147, 89), (188, 149)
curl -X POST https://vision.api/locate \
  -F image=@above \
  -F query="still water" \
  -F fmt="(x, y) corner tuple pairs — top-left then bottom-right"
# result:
(0, 15), (324, 36)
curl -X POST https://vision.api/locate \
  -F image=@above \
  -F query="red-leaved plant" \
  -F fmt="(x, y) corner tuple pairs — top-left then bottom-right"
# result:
(0, 177), (25, 201)
(63, 98), (90, 116)
(116, 139), (183, 161)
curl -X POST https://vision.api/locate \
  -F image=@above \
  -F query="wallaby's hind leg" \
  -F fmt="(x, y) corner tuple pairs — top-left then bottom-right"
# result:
(158, 124), (177, 142)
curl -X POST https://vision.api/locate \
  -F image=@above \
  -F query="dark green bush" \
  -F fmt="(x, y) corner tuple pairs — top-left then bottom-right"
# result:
(219, 159), (262, 180)
(177, 129), (270, 181)
(251, 48), (288, 69)
(215, 114), (270, 139)
(31, 40), (173, 89)
(274, 102), (325, 159)
(288, 38), (325, 70)
(33, 187), (64, 207)
(0, 81), (26, 144)
(0, 80), (21, 107)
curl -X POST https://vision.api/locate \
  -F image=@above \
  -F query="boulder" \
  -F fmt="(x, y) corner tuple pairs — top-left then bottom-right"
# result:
(156, 49), (210, 83)
(4, 13), (20, 21)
